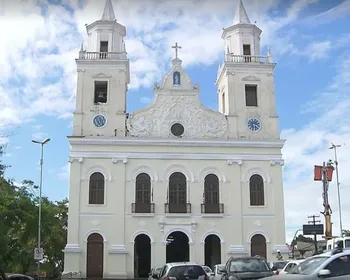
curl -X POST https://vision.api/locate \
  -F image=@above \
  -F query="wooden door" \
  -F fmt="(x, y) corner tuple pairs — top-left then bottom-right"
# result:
(250, 234), (267, 259)
(87, 233), (104, 279)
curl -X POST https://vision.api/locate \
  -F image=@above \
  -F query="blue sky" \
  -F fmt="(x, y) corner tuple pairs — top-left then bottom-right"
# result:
(1, 0), (350, 242)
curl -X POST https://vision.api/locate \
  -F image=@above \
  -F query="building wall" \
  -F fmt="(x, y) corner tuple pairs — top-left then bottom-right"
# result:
(64, 142), (287, 278)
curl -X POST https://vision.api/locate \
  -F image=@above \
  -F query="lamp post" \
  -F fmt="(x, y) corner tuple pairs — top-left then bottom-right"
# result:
(32, 138), (50, 279)
(328, 142), (343, 237)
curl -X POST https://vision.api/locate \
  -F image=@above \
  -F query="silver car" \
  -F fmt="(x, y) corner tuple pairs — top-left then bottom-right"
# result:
(264, 248), (350, 279)
(153, 262), (208, 280)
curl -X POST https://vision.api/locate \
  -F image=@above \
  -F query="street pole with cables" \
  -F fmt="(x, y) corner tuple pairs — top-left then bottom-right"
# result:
(329, 142), (343, 237)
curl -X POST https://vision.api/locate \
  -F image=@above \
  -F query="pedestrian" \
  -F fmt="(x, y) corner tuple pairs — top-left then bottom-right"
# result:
(276, 250), (283, 261)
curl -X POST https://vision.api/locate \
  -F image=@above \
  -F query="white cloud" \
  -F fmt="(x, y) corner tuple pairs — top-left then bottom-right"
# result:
(1, 0), (349, 243)
(31, 131), (49, 141)
(56, 163), (70, 180)
(282, 57), (350, 242)
(303, 0), (350, 26)
(0, 0), (334, 134)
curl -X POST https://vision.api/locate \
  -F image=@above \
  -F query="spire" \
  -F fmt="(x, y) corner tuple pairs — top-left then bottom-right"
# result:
(102, 0), (116, 21)
(233, 0), (251, 25)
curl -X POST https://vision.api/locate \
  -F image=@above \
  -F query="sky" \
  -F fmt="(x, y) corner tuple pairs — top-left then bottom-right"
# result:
(0, 0), (350, 244)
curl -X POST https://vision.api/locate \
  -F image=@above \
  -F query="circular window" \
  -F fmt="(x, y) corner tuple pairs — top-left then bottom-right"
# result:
(171, 123), (184, 137)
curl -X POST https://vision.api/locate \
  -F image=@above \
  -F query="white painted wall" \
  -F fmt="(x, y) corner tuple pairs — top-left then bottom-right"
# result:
(63, 3), (289, 279)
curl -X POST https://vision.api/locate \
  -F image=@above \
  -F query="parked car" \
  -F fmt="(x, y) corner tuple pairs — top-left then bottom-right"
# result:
(263, 248), (350, 279)
(269, 261), (288, 275)
(152, 262), (208, 280)
(149, 267), (162, 280)
(220, 256), (274, 279)
(279, 259), (305, 275)
(210, 264), (226, 280)
(202, 266), (213, 277)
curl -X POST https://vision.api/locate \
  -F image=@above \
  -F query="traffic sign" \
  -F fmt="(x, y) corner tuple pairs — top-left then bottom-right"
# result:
(34, 248), (44, 260)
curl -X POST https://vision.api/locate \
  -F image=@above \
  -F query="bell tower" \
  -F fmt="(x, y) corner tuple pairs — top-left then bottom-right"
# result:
(216, 0), (278, 140)
(72, 0), (130, 137)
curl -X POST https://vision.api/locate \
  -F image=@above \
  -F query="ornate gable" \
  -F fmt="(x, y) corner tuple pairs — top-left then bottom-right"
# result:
(126, 58), (228, 139)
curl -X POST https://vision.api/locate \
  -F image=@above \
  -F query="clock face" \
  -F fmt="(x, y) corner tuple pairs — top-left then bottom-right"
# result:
(247, 118), (261, 132)
(171, 123), (184, 136)
(93, 115), (107, 128)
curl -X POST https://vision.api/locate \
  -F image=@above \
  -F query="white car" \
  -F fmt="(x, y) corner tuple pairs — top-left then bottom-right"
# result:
(210, 264), (226, 280)
(202, 266), (213, 277)
(279, 259), (305, 274)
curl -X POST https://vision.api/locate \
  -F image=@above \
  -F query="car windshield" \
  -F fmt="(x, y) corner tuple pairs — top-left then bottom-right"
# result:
(345, 239), (350, 248)
(289, 257), (328, 275)
(168, 265), (206, 279)
(229, 258), (270, 273)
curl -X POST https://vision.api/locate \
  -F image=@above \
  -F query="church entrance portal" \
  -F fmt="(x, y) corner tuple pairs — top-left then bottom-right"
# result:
(204, 234), (221, 268)
(134, 234), (151, 278)
(166, 231), (189, 263)
(86, 233), (104, 279)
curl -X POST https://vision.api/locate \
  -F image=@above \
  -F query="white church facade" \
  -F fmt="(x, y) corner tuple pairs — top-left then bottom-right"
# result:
(63, 0), (289, 279)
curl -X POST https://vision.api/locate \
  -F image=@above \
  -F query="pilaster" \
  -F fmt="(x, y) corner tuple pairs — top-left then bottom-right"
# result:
(63, 156), (83, 276)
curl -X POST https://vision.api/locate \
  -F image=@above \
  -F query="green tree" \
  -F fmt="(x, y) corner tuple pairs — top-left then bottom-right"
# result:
(0, 145), (68, 277)
(343, 230), (350, 237)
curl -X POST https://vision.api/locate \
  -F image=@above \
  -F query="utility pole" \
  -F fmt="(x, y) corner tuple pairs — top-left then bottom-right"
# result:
(308, 215), (321, 255)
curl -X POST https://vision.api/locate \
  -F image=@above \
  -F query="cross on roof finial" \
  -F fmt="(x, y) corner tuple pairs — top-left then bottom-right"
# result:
(172, 42), (182, 59)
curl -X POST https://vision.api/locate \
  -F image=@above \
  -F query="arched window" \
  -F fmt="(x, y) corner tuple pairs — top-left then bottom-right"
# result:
(89, 172), (105, 204)
(249, 174), (264, 206)
(168, 172), (187, 213)
(134, 173), (152, 213)
(203, 174), (220, 213)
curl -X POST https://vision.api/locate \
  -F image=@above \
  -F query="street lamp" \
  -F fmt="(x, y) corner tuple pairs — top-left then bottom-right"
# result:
(31, 137), (50, 279)
(328, 142), (343, 237)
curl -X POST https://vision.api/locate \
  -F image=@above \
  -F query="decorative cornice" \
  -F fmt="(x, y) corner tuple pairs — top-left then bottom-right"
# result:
(270, 159), (284, 166)
(112, 157), (128, 164)
(227, 159), (243, 166)
(68, 136), (285, 149)
(68, 156), (83, 163)
(70, 151), (283, 162)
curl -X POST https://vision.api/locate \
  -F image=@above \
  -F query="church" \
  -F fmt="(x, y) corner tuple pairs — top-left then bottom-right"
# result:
(63, 0), (289, 279)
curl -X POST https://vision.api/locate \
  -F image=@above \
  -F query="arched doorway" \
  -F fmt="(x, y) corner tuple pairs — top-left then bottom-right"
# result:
(166, 231), (189, 263)
(134, 234), (151, 278)
(250, 234), (267, 259)
(86, 233), (104, 279)
(204, 234), (221, 268)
